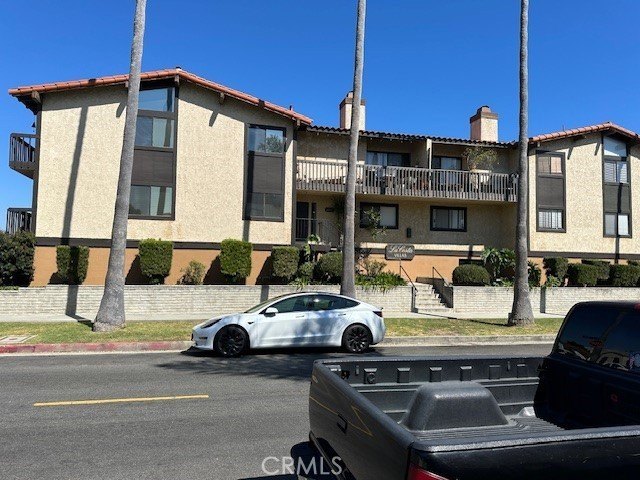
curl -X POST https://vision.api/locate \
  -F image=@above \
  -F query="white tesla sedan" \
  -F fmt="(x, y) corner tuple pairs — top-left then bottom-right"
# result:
(192, 292), (385, 357)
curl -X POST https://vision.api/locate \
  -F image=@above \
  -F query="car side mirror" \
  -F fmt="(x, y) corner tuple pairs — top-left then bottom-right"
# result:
(264, 307), (278, 316)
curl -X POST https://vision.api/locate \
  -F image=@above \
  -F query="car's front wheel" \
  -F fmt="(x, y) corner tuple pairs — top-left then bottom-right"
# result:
(214, 325), (248, 357)
(342, 324), (372, 354)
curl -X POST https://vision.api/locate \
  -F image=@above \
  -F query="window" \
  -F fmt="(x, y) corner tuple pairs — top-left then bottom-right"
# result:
(555, 304), (620, 361)
(270, 295), (311, 313)
(310, 295), (359, 311)
(430, 206), (466, 232)
(539, 209), (563, 231)
(597, 310), (640, 373)
(359, 203), (399, 229)
(604, 159), (628, 184)
(536, 151), (566, 232)
(432, 156), (462, 170)
(604, 136), (627, 157)
(129, 86), (177, 219)
(366, 151), (410, 167)
(244, 125), (286, 221)
(605, 213), (630, 237)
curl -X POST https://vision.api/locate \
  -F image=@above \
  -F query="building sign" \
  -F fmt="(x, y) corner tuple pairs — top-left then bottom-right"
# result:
(385, 244), (415, 261)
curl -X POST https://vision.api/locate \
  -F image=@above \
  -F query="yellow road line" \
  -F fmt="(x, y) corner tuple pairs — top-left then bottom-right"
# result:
(34, 394), (209, 407)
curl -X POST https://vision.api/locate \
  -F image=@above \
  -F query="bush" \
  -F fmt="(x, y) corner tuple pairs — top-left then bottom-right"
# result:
(0, 231), (35, 287)
(219, 239), (252, 283)
(628, 260), (640, 268)
(452, 264), (490, 286)
(295, 261), (315, 282)
(481, 247), (515, 282)
(314, 252), (343, 283)
(608, 264), (640, 287)
(544, 275), (562, 288)
(581, 259), (610, 282)
(359, 258), (387, 277)
(139, 239), (173, 285)
(271, 246), (300, 281)
(528, 261), (542, 287)
(56, 245), (89, 285)
(543, 257), (568, 281)
(567, 264), (599, 287)
(356, 272), (406, 291)
(178, 260), (206, 285)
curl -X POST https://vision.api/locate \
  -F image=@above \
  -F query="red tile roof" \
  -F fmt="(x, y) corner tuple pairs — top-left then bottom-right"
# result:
(530, 122), (640, 143)
(8, 68), (312, 125)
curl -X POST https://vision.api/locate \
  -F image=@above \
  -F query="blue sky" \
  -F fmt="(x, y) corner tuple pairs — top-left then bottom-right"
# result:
(1, 0), (639, 229)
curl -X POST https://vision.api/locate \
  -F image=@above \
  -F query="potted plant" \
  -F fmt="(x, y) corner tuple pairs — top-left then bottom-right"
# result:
(463, 146), (498, 187)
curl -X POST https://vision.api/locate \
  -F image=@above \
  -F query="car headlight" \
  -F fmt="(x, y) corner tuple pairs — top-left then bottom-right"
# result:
(199, 318), (222, 329)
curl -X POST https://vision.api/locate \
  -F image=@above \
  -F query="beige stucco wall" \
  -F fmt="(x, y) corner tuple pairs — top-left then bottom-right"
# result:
(36, 83), (296, 245)
(528, 134), (640, 257)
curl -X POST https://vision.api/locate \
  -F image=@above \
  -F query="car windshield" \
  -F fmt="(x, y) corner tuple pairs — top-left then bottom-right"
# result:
(244, 294), (292, 313)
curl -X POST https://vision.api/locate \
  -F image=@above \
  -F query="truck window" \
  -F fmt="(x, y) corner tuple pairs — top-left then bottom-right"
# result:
(596, 310), (640, 373)
(555, 305), (620, 361)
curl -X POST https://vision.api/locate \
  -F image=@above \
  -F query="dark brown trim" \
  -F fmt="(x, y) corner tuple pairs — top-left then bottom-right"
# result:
(601, 134), (632, 239)
(535, 150), (566, 233)
(35, 237), (282, 251)
(429, 206), (467, 232)
(31, 111), (42, 234)
(529, 250), (640, 261)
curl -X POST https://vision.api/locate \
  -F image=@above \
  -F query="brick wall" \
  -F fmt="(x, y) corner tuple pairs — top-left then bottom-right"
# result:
(0, 285), (413, 320)
(543, 287), (640, 316)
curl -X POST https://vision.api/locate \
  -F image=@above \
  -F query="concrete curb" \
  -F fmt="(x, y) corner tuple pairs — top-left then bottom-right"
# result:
(381, 334), (556, 347)
(0, 334), (555, 355)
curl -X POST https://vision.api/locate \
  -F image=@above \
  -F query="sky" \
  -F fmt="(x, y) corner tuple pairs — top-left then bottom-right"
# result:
(1, 0), (639, 229)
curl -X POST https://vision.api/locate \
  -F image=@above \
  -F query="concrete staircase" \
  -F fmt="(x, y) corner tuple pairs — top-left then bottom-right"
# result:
(413, 283), (454, 316)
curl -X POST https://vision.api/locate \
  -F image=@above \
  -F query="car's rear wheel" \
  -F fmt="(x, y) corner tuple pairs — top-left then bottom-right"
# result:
(342, 324), (372, 354)
(214, 325), (248, 357)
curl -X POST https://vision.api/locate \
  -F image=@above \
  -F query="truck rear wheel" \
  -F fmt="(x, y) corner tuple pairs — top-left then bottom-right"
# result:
(342, 325), (372, 354)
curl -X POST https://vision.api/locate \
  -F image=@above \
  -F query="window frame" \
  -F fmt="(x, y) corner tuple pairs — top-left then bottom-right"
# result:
(432, 156), (462, 170)
(602, 135), (632, 238)
(243, 124), (287, 222)
(536, 150), (566, 233)
(603, 212), (632, 238)
(430, 206), (467, 232)
(365, 151), (411, 167)
(128, 83), (178, 221)
(359, 202), (399, 230)
(603, 157), (629, 185)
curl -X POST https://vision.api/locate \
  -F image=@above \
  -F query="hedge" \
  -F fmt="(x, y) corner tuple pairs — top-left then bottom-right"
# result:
(271, 246), (300, 281)
(0, 231), (35, 287)
(220, 239), (252, 283)
(314, 252), (343, 283)
(56, 245), (89, 285)
(543, 257), (568, 280)
(608, 264), (640, 287)
(581, 259), (610, 282)
(296, 262), (315, 282)
(567, 264), (599, 287)
(139, 239), (173, 284)
(452, 264), (490, 286)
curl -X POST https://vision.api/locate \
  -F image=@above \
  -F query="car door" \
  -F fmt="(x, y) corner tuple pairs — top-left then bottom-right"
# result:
(251, 295), (312, 348)
(305, 294), (354, 346)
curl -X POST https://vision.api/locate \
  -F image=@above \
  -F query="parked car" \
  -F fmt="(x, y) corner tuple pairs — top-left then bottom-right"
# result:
(308, 301), (640, 480)
(192, 292), (385, 357)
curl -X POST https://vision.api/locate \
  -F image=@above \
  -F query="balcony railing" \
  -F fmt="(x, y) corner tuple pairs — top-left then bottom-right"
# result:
(296, 159), (518, 202)
(6, 208), (32, 235)
(295, 218), (342, 248)
(9, 133), (37, 178)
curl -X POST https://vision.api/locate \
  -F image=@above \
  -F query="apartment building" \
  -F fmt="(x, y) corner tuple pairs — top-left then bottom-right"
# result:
(6, 68), (640, 285)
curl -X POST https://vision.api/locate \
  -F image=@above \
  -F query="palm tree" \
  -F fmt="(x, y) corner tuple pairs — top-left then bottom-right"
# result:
(94, 0), (147, 332)
(341, 0), (366, 298)
(509, 0), (534, 326)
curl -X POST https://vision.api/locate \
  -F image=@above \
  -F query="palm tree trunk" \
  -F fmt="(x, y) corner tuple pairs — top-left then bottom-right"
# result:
(509, 0), (534, 326)
(94, 0), (147, 332)
(341, 0), (366, 298)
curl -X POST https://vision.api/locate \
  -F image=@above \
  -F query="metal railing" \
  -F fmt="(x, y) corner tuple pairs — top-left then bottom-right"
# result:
(296, 159), (518, 202)
(295, 218), (342, 248)
(399, 263), (417, 311)
(6, 208), (32, 234)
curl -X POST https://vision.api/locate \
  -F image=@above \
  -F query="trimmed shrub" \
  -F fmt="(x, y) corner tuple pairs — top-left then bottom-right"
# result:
(314, 252), (343, 283)
(543, 257), (568, 281)
(581, 259), (610, 282)
(628, 260), (640, 268)
(296, 261), (315, 282)
(452, 264), (490, 286)
(56, 245), (89, 285)
(608, 264), (640, 287)
(219, 239), (252, 283)
(567, 263), (599, 287)
(271, 246), (300, 281)
(139, 239), (173, 285)
(528, 261), (542, 287)
(0, 231), (35, 287)
(178, 260), (206, 285)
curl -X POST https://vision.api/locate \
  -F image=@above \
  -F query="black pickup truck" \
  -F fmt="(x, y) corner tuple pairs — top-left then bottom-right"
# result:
(308, 301), (640, 479)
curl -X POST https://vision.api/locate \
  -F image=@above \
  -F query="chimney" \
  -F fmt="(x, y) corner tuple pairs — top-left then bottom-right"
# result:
(470, 106), (498, 142)
(339, 92), (366, 130)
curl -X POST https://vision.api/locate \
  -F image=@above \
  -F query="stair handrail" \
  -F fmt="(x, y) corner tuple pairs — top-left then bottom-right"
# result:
(432, 266), (450, 287)
(399, 263), (417, 312)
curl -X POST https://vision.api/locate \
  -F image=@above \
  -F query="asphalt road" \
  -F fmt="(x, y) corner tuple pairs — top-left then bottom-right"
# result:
(0, 344), (551, 480)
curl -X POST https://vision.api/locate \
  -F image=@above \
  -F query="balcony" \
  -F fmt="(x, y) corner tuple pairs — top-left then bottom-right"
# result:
(9, 133), (37, 179)
(296, 159), (518, 202)
(6, 208), (32, 235)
